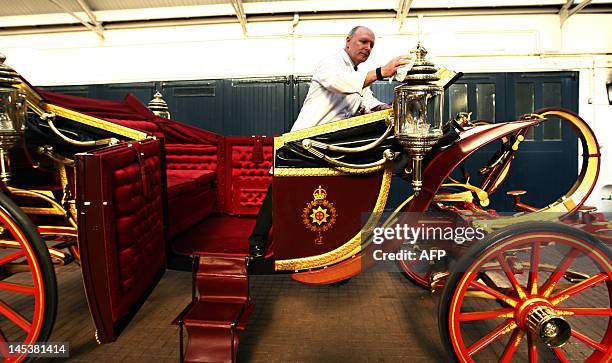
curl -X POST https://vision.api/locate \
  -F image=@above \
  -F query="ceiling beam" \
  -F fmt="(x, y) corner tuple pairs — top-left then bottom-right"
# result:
(559, 0), (592, 26)
(230, 0), (248, 36)
(396, 0), (413, 30)
(74, 0), (105, 40)
(47, 0), (104, 40)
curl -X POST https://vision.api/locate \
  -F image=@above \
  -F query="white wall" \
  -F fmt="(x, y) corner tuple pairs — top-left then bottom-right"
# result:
(1, 12), (611, 208)
(1, 14), (610, 84)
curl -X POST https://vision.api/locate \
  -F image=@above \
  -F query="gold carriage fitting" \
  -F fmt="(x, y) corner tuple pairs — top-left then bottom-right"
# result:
(0, 54), (27, 183)
(147, 91), (171, 119)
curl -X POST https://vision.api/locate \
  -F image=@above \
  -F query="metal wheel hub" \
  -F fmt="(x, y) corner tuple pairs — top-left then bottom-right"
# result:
(515, 298), (571, 348)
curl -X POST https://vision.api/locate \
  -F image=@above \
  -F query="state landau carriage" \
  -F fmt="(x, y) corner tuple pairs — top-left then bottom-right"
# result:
(0, 43), (609, 362)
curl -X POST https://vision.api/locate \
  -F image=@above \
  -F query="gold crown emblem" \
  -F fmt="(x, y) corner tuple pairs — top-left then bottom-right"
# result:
(313, 185), (327, 200)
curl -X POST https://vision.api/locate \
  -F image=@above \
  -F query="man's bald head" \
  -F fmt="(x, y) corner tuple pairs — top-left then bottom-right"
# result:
(345, 26), (375, 66)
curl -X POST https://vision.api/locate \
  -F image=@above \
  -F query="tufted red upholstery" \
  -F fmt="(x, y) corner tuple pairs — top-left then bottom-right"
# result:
(166, 144), (218, 172)
(76, 139), (166, 343)
(230, 145), (273, 179)
(112, 146), (165, 301)
(223, 137), (273, 216)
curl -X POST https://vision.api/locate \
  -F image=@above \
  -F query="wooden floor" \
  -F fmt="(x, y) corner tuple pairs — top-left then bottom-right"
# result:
(44, 263), (450, 362)
(38, 259), (607, 362)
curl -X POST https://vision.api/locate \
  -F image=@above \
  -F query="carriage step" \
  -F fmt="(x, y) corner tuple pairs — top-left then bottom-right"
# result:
(197, 255), (249, 302)
(180, 301), (253, 363)
(175, 253), (252, 363)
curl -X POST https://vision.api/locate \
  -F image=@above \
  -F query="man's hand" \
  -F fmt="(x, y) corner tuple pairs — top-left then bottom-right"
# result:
(380, 55), (414, 78)
(371, 104), (391, 111)
(364, 55), (414, 88)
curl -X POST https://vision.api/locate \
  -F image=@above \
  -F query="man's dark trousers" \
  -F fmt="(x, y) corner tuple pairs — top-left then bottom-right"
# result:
(249, 184), (273, 247)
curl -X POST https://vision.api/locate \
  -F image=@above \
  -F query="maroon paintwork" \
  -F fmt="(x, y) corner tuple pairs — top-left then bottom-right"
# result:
(291, 120), (542, 284)
(273, 173), (384, 261)
(76, 139), (166, 343)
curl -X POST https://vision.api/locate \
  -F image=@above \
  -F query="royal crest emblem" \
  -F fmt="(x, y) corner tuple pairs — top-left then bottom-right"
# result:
(302, 185), (337, 245)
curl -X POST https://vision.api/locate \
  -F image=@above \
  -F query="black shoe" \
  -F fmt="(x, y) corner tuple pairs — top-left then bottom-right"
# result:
(249, 245), (265, 259)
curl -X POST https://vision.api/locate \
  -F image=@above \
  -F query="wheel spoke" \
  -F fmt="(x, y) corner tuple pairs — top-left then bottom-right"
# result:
(497, 254), (527, 299)
(468, 280), (519, 307)
(552, 347), (569, 363)
(0, 300), (31, 332)
(550, 273), (609, 305)
(571, 328), (607, 352)
(541, 248), (580, 297)
(527, 333), (537, 363)
(528, 241), (540, 295)
(458, 308), (514, 322)
(467, 319), (517, 357)
(0, 251), (26, 266)
(477, 272), (504, 291)
(557, 307), (612, 316)
(500, 329), (524, 363)
(0, 282), (35, 295)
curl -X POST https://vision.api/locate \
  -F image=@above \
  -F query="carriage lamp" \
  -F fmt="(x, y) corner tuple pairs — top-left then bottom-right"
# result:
(0, 54), (27, 184)
(147, 91), (171, 119)
(393, 43), (444, 195)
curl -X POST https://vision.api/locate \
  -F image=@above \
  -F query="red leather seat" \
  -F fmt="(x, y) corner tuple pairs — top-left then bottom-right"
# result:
(167, 170), (216, 199)
(166, 170), (217, 238)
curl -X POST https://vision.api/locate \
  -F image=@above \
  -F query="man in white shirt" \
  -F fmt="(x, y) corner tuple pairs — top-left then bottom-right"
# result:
(292, 26), (413, 131)
(249, 26), (413, 258)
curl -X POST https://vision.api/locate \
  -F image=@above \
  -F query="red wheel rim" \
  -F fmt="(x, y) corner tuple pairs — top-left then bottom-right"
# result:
(448, 232), (612, 362)
(0, 208), (47, 362)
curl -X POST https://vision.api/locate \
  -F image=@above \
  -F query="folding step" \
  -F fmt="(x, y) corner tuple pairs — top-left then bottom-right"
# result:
(197, 255), (249, 303)
(174, 253), (252, 363)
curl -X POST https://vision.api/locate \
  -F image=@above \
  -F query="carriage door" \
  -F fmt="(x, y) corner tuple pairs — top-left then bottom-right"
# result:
(76, 138), (166, 343)
(446, 72), (579, 212)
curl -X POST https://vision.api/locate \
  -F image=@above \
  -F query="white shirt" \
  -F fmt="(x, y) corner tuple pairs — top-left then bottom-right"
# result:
(291, 49), (384, 132)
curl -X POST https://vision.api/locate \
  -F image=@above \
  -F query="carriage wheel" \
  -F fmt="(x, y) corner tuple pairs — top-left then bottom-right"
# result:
(439, 221), (611, 362)
(0, 192), (57, 362)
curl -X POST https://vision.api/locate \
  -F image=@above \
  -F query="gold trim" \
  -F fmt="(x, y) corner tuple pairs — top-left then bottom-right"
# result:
(17, 81), (47, 116)
(274, 164), (386, 177)
(433, 191), (474, 203)
(473, 109), (600, 232)
(37, 225), (78, 236)
(7, 187), (68, 217)
(274, 167), (392, 271)
(274, 109), (391, 151)
(20, 207), (65, 216)
(44, 104), (149, 141)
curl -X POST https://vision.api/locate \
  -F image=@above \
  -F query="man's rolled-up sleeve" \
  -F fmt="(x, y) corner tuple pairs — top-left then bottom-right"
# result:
(314, 59), (367, 95)
(362, 87), (385, 111)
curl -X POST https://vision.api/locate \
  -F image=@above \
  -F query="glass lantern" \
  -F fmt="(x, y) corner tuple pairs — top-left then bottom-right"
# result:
(392, 43), (445, 195)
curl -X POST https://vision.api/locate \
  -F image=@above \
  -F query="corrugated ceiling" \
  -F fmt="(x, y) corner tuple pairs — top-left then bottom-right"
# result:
(1, 0), (609, 17)
(0, 0), (609, 28)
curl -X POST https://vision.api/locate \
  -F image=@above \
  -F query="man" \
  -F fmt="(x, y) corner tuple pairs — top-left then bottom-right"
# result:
(249, 26), (413, 258)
